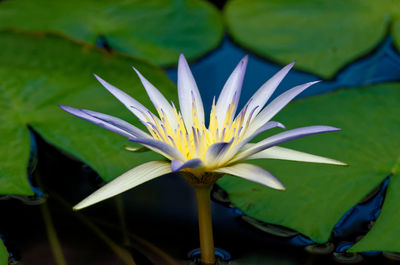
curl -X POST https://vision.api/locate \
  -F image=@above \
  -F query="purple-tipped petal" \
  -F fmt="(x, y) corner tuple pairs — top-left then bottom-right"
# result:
(234, 121), (285, 153)
(81, 109), (150, 139)
(248, 81), (320, 135)
(215, 56), (248, 128)
(204, 139), (234, 166)
(217, 121), (285, 165)
(214, 163), (285, 190)
(170, 160), (183, 172)
(132, 67), (178, 129)
(178, 54), (205, 129)
(244, 146), (347, 166)
(240, 61), (295, 121)
(245, 121), (285, 140)
(60, 105), (142, 139)
(130, 137), (186, 162)
(170, 158), (204, 172)
(94, 74), (152, 122)
(231, 125), (340, 163)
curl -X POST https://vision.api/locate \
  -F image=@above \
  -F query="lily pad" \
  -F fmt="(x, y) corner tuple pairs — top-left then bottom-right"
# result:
(0, 0), (223, 66)
(0, 240), (7, 265)
(218, 83), (400, 244)
(0, 30), (175, 195)
(350, 171), (400, 252)
(224, 0), (399, 78)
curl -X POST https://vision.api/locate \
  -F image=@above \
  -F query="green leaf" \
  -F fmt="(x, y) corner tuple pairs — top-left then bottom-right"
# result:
(224, 0), (399, 79)
(350, 170), (400, 252)
(218, 83), (400, 243)
(0, 0), (223, 66)
(0, 117), (31, 195)
(0, 30), (176, 195)
(0, 240), (7, 265)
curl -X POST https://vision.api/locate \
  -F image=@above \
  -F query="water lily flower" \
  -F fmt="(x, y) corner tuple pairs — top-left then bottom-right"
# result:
(60, 55), (345, 265)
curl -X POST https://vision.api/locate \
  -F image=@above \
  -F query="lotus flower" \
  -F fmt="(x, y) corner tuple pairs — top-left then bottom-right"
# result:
(61, 55), (346, 264)
(61, 55), (345, 210)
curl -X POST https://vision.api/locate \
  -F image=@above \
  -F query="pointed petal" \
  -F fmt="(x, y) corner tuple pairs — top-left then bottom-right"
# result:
(170, 158), (204, 172)
(94, 74), (152, 122)
(231, 126), (340, 163)
(214, 163), (285, 190)
(241, 61), (295, 121)
(241, 121), (285, 143)
(244, 146), (347, 165)
(81, 109), (150, 139)
(60, 105), (143, 139)
(215, 56), (248, 128)
(130, 138), (186, 162)
(248, 81), (320, 135)
(178, 54), (205, 129)
(73, 161), (171, 210)
(132, 67), (178, 129)
(217, 121), (285, 166)
(204, 139), (234, 167)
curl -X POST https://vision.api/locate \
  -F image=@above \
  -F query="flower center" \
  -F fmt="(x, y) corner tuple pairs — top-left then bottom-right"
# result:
(142, 99), (257, 162)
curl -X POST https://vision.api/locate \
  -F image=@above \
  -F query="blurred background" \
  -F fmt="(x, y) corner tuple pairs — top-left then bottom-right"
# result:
(1, 0), (400, 264)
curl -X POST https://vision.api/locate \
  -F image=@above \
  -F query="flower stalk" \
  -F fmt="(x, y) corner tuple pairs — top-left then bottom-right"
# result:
(194, 184), (215, 265)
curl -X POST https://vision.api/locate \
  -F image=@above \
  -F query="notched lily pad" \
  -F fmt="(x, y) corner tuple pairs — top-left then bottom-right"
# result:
(224, 0), (399, 78)
(218, 83), (400, 247)
(0, 0), (223, 66)
(0, 30), (175, 195)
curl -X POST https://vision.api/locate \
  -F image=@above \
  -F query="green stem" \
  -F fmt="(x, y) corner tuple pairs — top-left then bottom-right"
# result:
(40, 202), (68, 265)
(194, 185), (216, 265)
(115, 195), (131, 246)
(35, 170), (68, 265)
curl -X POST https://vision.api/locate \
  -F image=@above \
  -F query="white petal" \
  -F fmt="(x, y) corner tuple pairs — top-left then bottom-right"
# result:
(178, 54), (205, 129)
(214, 163), (285, 190)
(60, 105), (141, 139)
(94, 74), (152, 122)
(204, 140), (234, 167)
(73, 161), (171, 210)
(81, 109), (150, 139)
(132, 67), (178, 129)
(131, 138), (186, 162)
(244, 146), (347, 165)
(248, 81), (320, 135)
(216, 121), (285, 166)
(240, 121), (285, 145)
(241, 61), (295, 122)
(170, 158), (204, 172)
(215, 56), (248, 128)
(231, 125), (340, 163)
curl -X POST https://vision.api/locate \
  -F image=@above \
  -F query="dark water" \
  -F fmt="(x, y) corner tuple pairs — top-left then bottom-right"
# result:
(2, 132), (389, 265)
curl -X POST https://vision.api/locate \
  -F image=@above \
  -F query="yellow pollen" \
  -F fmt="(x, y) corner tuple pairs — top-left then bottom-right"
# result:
(145, 100), (254, 163)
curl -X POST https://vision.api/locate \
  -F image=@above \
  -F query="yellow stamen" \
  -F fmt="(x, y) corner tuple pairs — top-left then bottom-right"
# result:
(143, 99), (256, 166)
